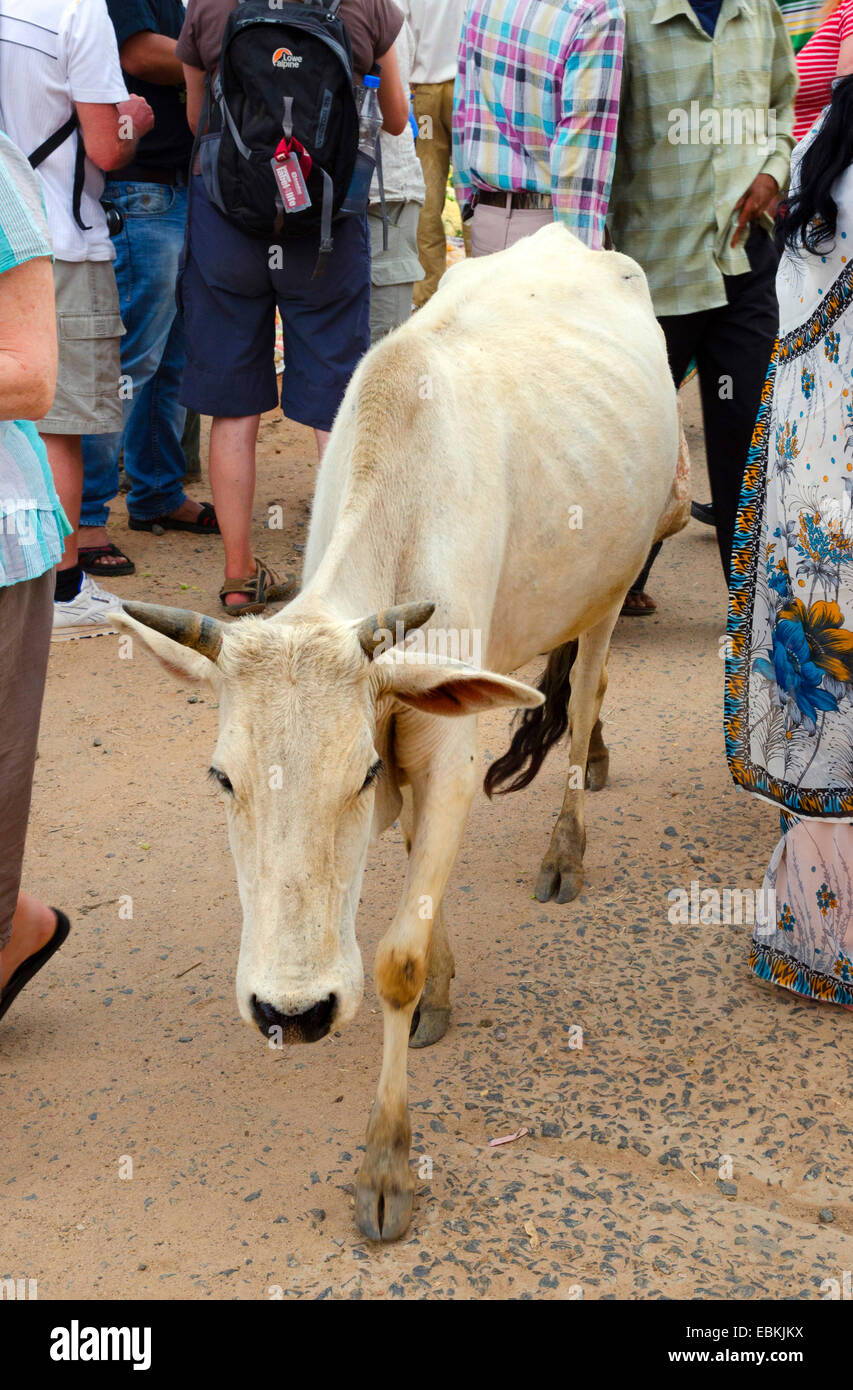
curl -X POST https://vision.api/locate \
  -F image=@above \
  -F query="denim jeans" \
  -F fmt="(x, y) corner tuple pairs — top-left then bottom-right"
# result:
(81, 181), (189, 525)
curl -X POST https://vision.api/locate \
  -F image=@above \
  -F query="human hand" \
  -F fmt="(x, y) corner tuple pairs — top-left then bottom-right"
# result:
(116, 94), (155, 142)
(732, 173), (779, 248)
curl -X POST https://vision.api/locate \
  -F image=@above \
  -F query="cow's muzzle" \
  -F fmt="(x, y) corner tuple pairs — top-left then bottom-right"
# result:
(250, 993), (336, 1044)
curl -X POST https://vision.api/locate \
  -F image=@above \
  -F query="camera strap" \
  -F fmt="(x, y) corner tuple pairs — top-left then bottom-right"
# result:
(29, 112), (91, 232)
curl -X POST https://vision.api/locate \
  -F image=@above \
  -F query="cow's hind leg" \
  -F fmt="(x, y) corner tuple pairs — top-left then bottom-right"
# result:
(535, 607), (619, 904)
(356, 718), (476, 1240)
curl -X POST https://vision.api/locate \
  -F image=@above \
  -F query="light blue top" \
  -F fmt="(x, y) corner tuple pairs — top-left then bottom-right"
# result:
(0, 130), (71, 587)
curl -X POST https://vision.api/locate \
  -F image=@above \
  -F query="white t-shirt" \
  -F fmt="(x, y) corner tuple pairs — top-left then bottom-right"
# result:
(397, 0), (467, 84)
(0, 0), (128, 262)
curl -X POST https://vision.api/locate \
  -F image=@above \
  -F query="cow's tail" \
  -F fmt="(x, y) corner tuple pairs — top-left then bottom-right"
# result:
(483, 639), (578, 798)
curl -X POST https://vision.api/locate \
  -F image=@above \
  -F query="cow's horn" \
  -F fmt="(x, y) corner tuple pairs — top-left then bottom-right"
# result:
(357, 600), (435, 658)
(123, 601), (223, 662)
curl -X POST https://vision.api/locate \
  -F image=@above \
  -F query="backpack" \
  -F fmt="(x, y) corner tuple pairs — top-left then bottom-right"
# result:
(199, 0), (361, 270)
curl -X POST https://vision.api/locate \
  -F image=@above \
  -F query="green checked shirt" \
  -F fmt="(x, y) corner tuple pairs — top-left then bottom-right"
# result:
(608, 0), (798, 317)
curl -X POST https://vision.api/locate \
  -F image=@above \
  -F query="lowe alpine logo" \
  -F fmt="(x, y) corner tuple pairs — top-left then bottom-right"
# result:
(272, 46), (302, 69)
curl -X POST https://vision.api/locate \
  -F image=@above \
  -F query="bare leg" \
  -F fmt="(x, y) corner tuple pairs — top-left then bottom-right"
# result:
(356, 717), (476, 1240)
(208, 414), (259, 605)
(314, 428), (330, 460)
(535, 607), (619, 904)
(42, 434), (81, 569)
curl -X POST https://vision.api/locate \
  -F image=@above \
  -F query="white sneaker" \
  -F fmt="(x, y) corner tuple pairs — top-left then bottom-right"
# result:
(52, 572), (123, 641)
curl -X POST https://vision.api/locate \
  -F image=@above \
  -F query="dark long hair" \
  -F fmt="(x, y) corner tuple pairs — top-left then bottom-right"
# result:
(782, 74), (853, 254)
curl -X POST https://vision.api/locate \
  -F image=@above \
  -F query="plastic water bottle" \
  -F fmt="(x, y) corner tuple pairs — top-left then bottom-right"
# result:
(341, 75), (383, 214)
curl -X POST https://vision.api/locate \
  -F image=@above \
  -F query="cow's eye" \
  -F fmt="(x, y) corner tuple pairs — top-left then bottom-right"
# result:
(208, 766), (234, 795)
(360, 758), (383, 792)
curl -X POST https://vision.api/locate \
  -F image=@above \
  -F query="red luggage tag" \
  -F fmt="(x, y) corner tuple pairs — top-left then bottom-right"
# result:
(271, 136), (312, 213)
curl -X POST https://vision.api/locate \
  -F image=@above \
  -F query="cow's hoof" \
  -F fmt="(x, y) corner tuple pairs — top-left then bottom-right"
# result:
(355, 1182), (414, 1242)
(534, 861), (583, 904)
(585, 756), (609, 792)
(409, 1004), (451, 1048)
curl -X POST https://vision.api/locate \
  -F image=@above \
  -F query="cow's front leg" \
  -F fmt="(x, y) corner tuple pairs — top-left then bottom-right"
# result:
(536, 607), (619, 904)
(398, 787), (456, 1048)
(409, 901), (454, 1047)
(356, 719), (476, 1240)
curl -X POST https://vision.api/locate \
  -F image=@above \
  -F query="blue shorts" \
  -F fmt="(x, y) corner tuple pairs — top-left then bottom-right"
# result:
(179, 176), (370, 430)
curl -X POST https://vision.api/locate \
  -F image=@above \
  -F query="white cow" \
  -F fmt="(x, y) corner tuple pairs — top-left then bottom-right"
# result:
(114, 224), (687, 1241)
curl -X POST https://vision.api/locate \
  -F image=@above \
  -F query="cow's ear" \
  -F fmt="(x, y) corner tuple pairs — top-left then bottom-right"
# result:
(111, 610), (222, 688)
(375, 652), (543, 716)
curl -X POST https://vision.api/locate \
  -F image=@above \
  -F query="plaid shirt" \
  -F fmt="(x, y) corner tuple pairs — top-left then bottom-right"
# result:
(608, 0), (798, 317)
(452, 0), (625, 249)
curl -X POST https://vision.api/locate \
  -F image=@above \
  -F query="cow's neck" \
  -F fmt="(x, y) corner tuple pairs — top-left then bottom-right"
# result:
(300, 487), (402, 622)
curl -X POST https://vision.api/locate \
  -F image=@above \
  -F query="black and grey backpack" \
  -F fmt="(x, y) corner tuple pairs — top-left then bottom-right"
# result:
(198, 0), (361, 269)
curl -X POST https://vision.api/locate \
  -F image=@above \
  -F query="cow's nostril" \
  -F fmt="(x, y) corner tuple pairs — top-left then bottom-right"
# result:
(250, 993), (337, 1044)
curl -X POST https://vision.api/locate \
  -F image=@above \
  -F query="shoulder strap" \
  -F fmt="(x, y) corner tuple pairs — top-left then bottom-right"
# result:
(29, 112), (90, 232)
(28, 113), (79, 169)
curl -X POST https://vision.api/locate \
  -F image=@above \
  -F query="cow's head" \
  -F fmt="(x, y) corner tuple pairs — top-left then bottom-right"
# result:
(113, 601), (542, 1044)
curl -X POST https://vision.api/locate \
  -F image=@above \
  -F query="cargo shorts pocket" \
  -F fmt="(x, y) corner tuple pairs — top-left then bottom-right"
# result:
(58, 312), (126, 405)
(368, 203), (424, 286)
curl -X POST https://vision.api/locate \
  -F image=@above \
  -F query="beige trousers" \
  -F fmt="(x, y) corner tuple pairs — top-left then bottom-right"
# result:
(470, 200), (554, 257)
(411, 79), (455, 306)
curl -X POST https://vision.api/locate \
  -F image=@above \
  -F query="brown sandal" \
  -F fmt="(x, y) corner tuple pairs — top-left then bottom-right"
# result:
(219, 557), (295, 616)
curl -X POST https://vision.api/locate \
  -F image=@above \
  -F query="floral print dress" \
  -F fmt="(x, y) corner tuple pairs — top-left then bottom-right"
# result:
(726, 125), (853, 1007)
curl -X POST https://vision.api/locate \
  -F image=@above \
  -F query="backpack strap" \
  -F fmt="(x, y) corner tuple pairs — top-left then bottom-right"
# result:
(29, 112), (91, 232)
(374, 135), (388, 252)
(213, 72), (253, 160)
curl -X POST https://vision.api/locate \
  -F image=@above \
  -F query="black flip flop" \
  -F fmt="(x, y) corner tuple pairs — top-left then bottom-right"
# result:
(128, 503), (219, 535)
(78, 542), (136, 577)
(0, 909), (70, 1022)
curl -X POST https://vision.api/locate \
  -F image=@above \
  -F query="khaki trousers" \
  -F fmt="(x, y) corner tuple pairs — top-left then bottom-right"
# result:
(470, 200), (554, 257)
(412, 79), (455, 306)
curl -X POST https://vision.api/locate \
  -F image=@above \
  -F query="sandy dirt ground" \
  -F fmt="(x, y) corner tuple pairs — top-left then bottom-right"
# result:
(3, 380), (852, 1302)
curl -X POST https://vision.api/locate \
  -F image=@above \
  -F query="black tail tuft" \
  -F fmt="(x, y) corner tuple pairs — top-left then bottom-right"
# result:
(483, 640), (577, 798)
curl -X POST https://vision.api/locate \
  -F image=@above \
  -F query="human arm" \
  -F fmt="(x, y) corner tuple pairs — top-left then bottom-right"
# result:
(551, 0), (625, 249)
(120, 30), (185, 85)
(183, 64), (206, 135)
(451, 14), (473, 208)
(837, 0), (853, 73)
(376, 42), (409, 135)
(75, 95), (155, 172)
(0, 257), (57, 421)
(759, 0), (798, 193)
